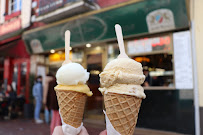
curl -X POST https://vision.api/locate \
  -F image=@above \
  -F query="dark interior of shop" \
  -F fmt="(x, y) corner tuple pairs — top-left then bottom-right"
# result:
(132, 53), (174, 87)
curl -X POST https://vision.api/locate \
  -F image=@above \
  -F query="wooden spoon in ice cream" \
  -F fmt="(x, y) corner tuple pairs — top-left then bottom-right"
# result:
(62, 30), (71, 65)
(115, 24), (129, 59)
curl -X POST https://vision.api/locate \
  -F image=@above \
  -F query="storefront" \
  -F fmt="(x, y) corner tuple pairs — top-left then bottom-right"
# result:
(23, 0), (194, 134)
(0, 0), (32, 118)
(0, 37), (30, 103)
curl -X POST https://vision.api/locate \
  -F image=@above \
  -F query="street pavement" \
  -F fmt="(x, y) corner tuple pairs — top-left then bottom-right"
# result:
(0, 119), (104, 135)
(0, 119), (50, 135)
(0, 119), (186, 135)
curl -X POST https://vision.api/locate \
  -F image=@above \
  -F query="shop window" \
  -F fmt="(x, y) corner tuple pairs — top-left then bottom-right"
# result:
(133, 54), (174, 87)
(125, 34), (174, 88)
(107, 43), (120, 62)
(12, 64), (18, 91)
(8, 0), (21, 14)
(107, 41), (174, 88)
(0, 57), (4, 88)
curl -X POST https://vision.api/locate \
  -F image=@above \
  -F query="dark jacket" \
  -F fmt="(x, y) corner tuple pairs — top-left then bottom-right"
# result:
(46, 79), (58, 110)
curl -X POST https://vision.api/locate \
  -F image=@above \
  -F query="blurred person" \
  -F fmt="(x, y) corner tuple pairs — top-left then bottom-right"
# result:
(46, 76), (61, 134)
(143, 67), (152, 87)
(32, 76), (43, 124)
(6, 85), (17, 119)
(1, 84), (17, 120)
(152, 76), (163, 86)
(53, 126), (107, 135)
(43, 74), (54, 124)
(16, 87), (25, 116)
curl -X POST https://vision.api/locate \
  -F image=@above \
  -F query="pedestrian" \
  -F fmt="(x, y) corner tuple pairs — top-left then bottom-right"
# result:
(2, 84), (16, 120)
(6, 85), (17, 119)
(46, 76), (61, 134)
(32, 75), (43, 124)
(143, 67), (152, 87)
(43, 74), (54, 124)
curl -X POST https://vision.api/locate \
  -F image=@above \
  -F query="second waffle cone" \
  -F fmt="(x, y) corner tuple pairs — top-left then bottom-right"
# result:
(104, 92), (142, 135)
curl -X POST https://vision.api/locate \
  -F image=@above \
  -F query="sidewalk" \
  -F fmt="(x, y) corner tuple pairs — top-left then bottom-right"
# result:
(0, 119), (186, 135)
(0, 119), (104, 135)
(0, 119), (50, 135)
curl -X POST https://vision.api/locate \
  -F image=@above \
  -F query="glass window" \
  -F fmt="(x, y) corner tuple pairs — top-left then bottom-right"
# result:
(9, 0), (21, 14)
(12, 64), (18, 91)
(20, 62), (27, 94)
(107, 43), (120, 62)
(131, 53), (174, 87)
(127, 35), (174, 88)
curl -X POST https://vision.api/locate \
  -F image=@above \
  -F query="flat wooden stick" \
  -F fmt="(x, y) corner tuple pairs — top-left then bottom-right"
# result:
(62, 30), (71, 65)
(115, 24), (128, 58)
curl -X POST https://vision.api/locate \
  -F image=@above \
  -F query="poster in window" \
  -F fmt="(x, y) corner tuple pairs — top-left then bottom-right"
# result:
(173, 31), (193, 89)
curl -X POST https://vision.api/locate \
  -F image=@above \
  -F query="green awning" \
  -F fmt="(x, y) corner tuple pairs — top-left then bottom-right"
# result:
(23, 0), (189, 54)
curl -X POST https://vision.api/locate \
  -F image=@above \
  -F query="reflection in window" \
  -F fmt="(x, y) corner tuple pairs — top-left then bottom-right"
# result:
(12, 64), (18, 91)
(20, 62), (27, 95)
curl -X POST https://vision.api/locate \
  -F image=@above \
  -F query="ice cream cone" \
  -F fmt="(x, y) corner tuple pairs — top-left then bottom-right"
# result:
(104, 92), (142, 135)
(55, 88), (87, 128)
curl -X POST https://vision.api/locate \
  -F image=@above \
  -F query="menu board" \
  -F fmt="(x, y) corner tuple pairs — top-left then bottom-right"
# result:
(173, 31), (193, 89)
(127, 35), (172, 55)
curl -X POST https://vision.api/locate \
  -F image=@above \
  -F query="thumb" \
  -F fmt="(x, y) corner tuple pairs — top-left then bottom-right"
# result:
(78, 126), (89, 135)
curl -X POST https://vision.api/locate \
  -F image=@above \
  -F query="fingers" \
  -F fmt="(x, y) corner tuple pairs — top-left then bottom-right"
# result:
(52, 126), (64, 135)
(99, 130), (107, 135)
(78, 126), (89, 135)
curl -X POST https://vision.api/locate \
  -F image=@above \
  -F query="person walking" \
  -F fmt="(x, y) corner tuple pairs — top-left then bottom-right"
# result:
(32, 76), (43, 124)
(43, 74), (54, 124)
(46, 77), (61, 134)
(6, 85), (17, 119)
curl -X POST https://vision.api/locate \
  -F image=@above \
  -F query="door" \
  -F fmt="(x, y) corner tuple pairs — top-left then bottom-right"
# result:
(85, 46), (105, 120)
(12, 59), (30, 103)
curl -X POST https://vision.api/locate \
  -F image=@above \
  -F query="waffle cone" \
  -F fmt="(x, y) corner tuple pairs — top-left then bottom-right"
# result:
(104, 92), (142, 135)
(55, 89), (87, 128)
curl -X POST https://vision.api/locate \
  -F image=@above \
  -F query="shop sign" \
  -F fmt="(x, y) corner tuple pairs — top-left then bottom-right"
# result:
(0, 18), (21, 36)
(146, 9), (175, 33)
(127, 35), (172, 55)
(49, 51), (76, 63)
(23, 0), (189, 54)
(49, 52), (65, 62)
(38, 0), (80, 15)
(30, 39), (44, 53)
(134, 57), (150, 63)
(38, 0), (64, 15)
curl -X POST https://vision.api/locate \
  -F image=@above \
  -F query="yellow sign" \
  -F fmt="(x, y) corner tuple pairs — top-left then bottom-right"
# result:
(135, 57), (150, 63)
(49, 51), (72, 62)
